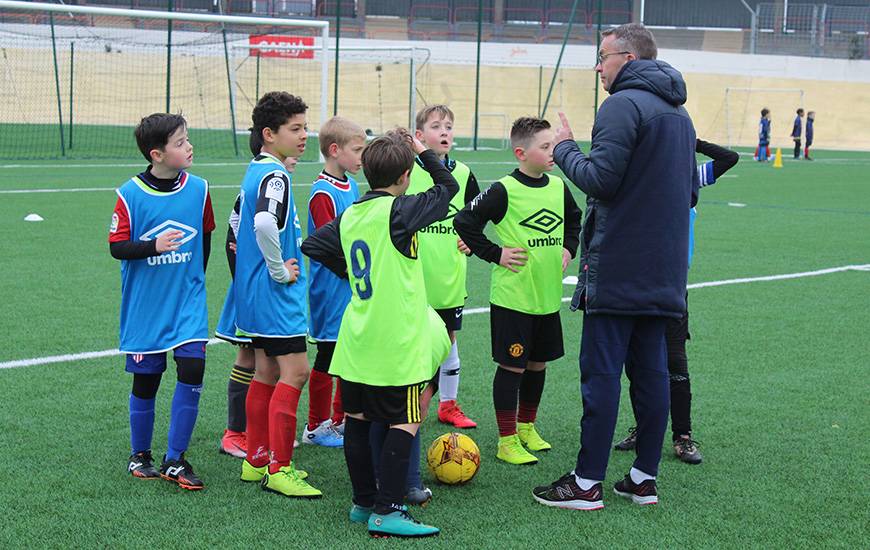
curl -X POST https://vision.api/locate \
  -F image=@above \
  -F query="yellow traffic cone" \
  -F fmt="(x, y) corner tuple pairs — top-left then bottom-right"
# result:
(772, 148), (783, 168)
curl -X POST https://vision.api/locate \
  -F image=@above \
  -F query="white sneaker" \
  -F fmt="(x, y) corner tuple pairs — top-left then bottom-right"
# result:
(332, 419), (345, 436)
(301, 419), (344, 448)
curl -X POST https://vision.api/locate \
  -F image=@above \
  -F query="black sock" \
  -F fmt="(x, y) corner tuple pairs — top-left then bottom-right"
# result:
(227, 365), (254, 432)
(518, 369), (546, 406)
(492, 367), (522, 411)
(669, 374), (692, 440)
(344, 417), (377, 508)
(374, 428), (415, 514)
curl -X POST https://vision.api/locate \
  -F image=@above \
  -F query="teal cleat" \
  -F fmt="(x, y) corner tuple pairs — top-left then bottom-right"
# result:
(368, 506), (440, 538)
(349, 504), (373, 524)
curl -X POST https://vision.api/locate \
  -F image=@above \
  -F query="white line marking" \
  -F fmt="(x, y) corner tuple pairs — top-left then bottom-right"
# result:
(728, 202), (747, 207)
(1, 263), (866, 370)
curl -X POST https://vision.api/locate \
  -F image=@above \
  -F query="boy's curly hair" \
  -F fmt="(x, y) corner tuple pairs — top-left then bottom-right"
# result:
(361, 129), (416, 190)
(251, 92), (308, 144)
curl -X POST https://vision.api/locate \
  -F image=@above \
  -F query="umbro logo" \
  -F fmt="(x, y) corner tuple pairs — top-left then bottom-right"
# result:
(139, 220), (199, 246)
(519, 208), (563, 235)
(444, 203), (460, 220)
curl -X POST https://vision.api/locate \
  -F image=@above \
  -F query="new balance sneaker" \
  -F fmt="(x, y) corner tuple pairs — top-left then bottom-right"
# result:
(219, 429), (247, 459)
(437, 400), (477, 429)
(332, 420), (345, 436)
(532, 473), (604, 510)
(261, 464), (322, 498)
(673, 434), (703, 464)
(614, 427), (637, 451)
(368, 506), (439, 538)
(496, 434), (538, 465)
(128, 450), (159, 479)
(301, 419), (344, 448)
(405, 485), (433, 506)
(350, 504), (374, 524)
(613, 475), (658, 505)
(159, 454), (204, 491)
(517, 422), (552, 451)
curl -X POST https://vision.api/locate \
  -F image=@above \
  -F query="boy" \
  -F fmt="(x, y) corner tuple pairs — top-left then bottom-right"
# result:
(754, 108), (771, 162)
(303, 116), (366, 447)
(407, 104), (480, 430)
(301, 129), (455, 538)
(215, 131), (298, 458)
(234, 92), (320, 498)
(614, 138), (739, 465)
(109, 113), (215, 490)
(454, 117), (581, 465)
(804, 111), (814, 160)
(791, 108), (804, 159)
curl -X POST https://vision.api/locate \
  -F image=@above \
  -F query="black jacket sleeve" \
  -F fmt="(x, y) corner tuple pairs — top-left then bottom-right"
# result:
(225, 225), (236, 279)
(464, 172), (481, 205)
(562, 185), (582, 258)
(109, 239), (158, 260)
(696, 139), (739, 180)
(389, 149), (459, 257)
(202, 232), (211, 272)
(452, 182), (508, 265)
(301, 215), (348, 278)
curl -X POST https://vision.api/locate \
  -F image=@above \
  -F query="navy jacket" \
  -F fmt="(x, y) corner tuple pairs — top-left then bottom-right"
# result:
(805, 118), (814, 143)
(791, 115), (802, 138)
(554, 59), (697, 318)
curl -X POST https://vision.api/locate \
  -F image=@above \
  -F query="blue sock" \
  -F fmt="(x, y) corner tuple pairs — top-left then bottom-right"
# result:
(166, 381), (202, 461)
(129, 394), (156, 454)
(406, 432), (422, 490)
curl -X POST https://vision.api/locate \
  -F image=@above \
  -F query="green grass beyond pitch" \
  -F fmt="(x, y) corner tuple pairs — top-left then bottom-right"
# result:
(0, 147), (868, 548)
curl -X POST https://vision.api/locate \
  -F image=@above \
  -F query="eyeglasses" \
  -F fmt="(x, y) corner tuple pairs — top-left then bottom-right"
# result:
(597, 50), (630, 65)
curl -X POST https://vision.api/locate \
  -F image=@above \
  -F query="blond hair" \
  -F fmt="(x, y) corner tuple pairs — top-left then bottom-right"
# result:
(319, 116), (366, 157)
(415, 104), (454, 130)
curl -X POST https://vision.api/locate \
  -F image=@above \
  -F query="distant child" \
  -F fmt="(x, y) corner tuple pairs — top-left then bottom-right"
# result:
(755, 108), (771, 162)
(804, 111), (814, 160)
(216, 130), (298, 459)
(301, 129), (454, 538)
(109, 113), (215, 490)
(302, 116), (366, 448)
(234, 92), (320, 498)
(614, 138), (739, 465)
(791, 108), (804, 159)
(454, 117), (581, 466)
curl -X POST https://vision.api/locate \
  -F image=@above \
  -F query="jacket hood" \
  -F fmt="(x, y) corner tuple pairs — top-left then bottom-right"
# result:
(610, 59), (687, 106)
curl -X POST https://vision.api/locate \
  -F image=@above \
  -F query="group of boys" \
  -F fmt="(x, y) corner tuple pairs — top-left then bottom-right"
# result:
(110, 91), (585, 537)
(755, 107), (815, 161)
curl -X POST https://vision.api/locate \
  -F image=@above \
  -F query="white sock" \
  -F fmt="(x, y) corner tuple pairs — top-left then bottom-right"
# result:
(438, 341), (460, 402)
(630, 467), (655, 485)
(574, 474), (601, 491)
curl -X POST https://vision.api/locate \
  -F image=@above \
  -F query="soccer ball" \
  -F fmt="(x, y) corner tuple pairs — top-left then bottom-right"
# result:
(426, 432), (481, 485)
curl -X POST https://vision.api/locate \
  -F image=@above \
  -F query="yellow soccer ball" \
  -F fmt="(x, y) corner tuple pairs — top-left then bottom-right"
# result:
(426, 432), (481, 485)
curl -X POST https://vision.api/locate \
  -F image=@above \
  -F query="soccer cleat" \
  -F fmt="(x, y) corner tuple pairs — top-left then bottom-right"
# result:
(437, 400), (477, 429)
(673, 434), (703, 465)
(302, 419), (344, 448)
(128, 450), (160, 479)
(405, 486), (433, 506)
(614, 475), (658, 505)
(517, 422), (552, 451)
(349, 504), (374, 524)
(219, 429), (247, 459)
(368, 506), (440, 538)
(260, 464), (322, 498)
(496, 434), (538, 465)
(614, 427), (637, 451)
(532, 472), (604, 511)
(242, 459), (307, 482)
(160, 454), (204, 491)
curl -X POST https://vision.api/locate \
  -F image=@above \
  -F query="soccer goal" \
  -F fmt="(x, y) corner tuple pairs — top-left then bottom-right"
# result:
(0, 0), (328, 160)
(723, 87), (805, 149)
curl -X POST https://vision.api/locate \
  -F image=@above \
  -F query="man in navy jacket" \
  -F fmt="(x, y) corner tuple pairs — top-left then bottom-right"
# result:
(533, 23), (698, 511)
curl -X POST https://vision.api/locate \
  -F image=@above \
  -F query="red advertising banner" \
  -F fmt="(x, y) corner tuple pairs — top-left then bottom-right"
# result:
(249, 35), (315, 59)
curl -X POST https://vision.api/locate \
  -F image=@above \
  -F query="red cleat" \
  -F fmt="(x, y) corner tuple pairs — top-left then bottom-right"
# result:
(437, 400), (477, 429)
(219, 429), (247, 459)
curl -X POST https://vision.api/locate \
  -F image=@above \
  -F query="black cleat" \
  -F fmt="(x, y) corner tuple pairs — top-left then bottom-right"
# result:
(614, 475), (658, 505)
(532, 472), (604, 510)
(614, 427), (637, 451)
(673, 434), (703, 464)
(160, 454), (205, 490)
(128, 450), (160, 479)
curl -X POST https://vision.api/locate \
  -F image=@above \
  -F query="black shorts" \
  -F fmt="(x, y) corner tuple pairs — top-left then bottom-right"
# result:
(436, 306), (464, 332)
(251, 336), (306, 357)
(491, 304), (564, 368)
(340, 378), (432, 424)
(312, 341), (336, 374)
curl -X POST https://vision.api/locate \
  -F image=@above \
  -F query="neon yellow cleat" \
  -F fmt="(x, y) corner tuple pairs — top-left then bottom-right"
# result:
(241, 459), (307, 482)
(517, 422), (552, 452)
(496, 434), (538, 465)
(261, 464), (322, 498)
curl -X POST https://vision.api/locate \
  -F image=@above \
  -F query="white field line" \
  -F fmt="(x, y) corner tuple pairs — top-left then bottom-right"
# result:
(1, 263), (867, 370)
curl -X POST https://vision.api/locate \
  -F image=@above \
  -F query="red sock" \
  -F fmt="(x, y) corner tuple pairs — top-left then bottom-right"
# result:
(268, 382), (301, 474)
(308, 370), (332, 429)
(517, 401), (538, 424)
(330, 379), (344, 425)
(495, 409), (517, 437)
(245, 380), (274, 467)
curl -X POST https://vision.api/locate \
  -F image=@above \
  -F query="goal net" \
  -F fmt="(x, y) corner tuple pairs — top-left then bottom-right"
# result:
(722, 87), (805, 149)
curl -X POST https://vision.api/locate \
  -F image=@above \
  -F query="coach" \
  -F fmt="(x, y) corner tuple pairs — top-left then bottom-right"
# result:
(533, 23), (698, 509)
